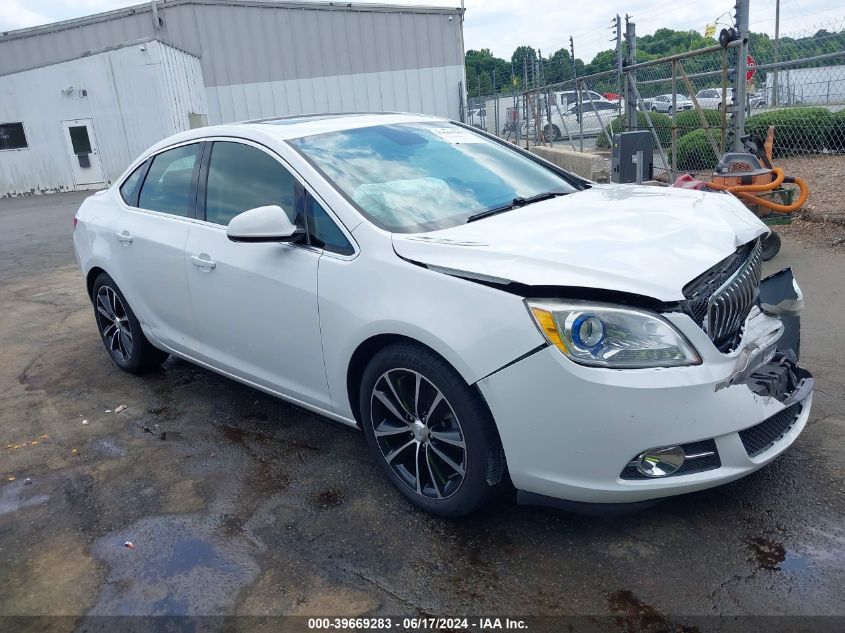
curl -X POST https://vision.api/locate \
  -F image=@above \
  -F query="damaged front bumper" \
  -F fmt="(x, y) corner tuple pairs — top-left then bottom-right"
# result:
(477, 267), (813, 509)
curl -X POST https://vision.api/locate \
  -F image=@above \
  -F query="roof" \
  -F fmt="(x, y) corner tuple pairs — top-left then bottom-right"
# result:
(0, 0), (463, 40)
(142, 112), (446, 154)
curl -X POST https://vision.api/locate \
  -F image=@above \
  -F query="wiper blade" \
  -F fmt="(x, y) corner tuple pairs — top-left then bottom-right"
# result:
(466, 190), (569, 223)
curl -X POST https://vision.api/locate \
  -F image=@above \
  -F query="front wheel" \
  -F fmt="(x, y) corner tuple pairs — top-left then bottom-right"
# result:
(543, 124), (561, 141)
(92, 273), (168, 373)
(761, 232), (782, 261)
(360, 343), (505, 518)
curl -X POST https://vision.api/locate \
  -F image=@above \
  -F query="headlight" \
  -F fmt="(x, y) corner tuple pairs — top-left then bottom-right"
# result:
(526, 299), (701, 368)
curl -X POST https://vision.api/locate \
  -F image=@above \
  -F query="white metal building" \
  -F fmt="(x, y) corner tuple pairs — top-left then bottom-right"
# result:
(0, 0), (466, 196)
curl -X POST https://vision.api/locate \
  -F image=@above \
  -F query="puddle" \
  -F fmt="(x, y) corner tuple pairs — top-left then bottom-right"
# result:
(91, 437), (128, 457)
(0, 480), (50, 515)
(310, 487), (345, 509)
(89, 515), (260, 615)
(221, 425), (247, 444)
(134, 422), (185, 442)
(748, 536), (809, 571)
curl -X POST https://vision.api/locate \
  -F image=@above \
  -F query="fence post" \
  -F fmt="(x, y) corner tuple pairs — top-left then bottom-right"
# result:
(624, 18), (637, 131)
(732, 0), (750, 152)
(671, 60), (678, 177)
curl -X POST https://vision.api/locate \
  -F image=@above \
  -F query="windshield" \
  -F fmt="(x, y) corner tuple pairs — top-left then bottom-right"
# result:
(290, 122), (578, 233)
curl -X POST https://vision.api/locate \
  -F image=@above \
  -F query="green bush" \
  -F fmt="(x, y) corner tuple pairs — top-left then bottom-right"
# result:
(675, 108), (723, 137)
(676, 129), (719, 172)
(595, 111), (672, 149)
(744, 107), (832, 156)
(827, 109), (845, 152)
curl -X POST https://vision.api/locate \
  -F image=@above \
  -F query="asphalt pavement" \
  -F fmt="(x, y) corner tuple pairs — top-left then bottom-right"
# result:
(0, 192), (842, 631)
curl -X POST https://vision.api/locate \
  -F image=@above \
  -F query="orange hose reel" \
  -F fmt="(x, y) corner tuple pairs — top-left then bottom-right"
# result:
(707, 168), (809, 213)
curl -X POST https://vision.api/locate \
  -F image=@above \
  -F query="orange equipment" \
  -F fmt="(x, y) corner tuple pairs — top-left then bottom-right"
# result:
(704, 128), (810, 260)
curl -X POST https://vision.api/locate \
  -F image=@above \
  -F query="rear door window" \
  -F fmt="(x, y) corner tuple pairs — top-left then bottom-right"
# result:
(119, 161), (148, 206)
(138, 144), (200, 217)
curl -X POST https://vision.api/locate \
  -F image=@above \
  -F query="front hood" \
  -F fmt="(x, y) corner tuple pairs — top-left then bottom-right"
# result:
(392, 184), (768, 302)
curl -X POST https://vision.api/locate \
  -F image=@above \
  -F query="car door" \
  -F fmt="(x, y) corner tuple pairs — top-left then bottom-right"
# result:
(112, 142), (203, 354)
(184, 139), (330, 408)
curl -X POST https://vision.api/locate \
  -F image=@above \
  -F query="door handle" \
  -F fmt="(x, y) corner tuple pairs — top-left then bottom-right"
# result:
(115, 231), (133, 244)
(190, 254), (216, 270)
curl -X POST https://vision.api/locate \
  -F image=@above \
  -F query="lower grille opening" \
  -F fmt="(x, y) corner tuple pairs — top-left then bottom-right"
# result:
(739, 403), (803, 457)
(621, 439), (721, 480)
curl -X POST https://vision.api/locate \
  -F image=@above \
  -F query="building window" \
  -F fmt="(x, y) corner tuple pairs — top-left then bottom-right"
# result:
(0, 122), (28, 150)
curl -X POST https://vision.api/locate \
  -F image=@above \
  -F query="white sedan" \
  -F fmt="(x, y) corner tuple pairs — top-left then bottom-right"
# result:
(645, 93), (693, 114)
(73, 113), (813, 517)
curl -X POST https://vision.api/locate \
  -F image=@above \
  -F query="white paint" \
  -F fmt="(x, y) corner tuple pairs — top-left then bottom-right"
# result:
(204, 64), (466, 125)
(72, 115), (810, 509)
(393, 184), (769, 302)
(0, 40), (206, 197)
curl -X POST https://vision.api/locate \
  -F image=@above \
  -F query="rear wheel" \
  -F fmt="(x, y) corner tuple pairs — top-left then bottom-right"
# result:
(360, 343), (505, 518)
(92, 273), (168, 373)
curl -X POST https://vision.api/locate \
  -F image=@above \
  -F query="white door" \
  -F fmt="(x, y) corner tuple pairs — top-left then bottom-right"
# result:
(61, 119), (105, 189)
(184, 140), (330, 407)
(112, 142), (203, 354)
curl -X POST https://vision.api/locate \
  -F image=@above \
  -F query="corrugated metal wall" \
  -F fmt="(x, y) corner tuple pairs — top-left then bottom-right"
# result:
(0, 41), (205, 196)
(0, 1), (467, 121)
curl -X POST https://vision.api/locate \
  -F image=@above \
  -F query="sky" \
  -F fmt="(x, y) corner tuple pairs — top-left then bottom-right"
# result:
(1, 0), (842, 63)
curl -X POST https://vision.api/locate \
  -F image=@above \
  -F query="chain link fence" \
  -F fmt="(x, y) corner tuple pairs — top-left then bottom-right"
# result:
(462, 16), (845, 183)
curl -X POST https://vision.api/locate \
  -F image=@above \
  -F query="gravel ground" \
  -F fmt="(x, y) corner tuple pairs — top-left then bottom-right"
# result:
(777, 155), (845, 223)
(770, 155), (845, 251)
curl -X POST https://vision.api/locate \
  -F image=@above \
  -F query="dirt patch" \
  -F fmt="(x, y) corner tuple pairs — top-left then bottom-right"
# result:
(777, 155), (845, 223)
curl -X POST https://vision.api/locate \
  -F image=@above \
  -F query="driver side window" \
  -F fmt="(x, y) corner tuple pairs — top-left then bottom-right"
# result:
(204, 141), (299, 226)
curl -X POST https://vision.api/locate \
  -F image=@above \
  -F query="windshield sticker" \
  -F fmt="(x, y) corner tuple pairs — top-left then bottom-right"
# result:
(429, 127), (484, 144)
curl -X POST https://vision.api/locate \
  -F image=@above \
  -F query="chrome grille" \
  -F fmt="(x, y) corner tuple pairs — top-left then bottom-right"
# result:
(682, 240), (763, 353)
(704, 240), (762, 351)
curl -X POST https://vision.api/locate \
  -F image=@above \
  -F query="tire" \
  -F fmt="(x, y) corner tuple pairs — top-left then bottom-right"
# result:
(761, 232), (782, 261)
(359, 342), (505, 518)
(92, 272), (168, 374)
(543, 124), (561, 141)
(651, 106), (658, 112)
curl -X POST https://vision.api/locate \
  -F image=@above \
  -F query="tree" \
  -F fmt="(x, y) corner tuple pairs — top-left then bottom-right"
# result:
(511, 45), (537, 79)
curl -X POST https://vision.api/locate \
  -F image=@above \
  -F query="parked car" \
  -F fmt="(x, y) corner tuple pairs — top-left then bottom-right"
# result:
(695, 88), (734, 111)
(552, 89), (611, 109)
(526, 100), (619, 140)
(643, 93), (693, 114)
(74, 113), (813, 517)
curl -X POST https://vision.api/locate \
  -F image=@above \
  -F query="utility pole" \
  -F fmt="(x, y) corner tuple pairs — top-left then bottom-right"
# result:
(732, 0), (750, 152)
(570, 36), (583, 150)
(612, 14), (622, 115)
(772, 0), (780, 106)
(624, 16), (637, 130)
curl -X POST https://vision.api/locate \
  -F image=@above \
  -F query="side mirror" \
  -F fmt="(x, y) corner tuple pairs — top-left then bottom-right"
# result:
(226, 205), (305, 243)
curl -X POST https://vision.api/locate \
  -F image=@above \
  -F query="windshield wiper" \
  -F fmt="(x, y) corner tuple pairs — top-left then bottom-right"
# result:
(466, 190), (570, 223)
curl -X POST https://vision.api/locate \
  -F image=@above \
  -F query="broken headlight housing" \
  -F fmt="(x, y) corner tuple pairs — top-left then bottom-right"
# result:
(526, 300), (701, 368)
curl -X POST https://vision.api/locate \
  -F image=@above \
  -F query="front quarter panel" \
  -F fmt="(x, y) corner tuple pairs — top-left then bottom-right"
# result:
(318, 226), (546, 420)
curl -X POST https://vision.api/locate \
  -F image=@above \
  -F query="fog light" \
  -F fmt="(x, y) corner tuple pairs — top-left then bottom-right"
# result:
(636, 446), (685, 477)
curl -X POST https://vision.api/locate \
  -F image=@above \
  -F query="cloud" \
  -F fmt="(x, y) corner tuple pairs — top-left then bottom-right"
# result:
(0, 0), (53, 31)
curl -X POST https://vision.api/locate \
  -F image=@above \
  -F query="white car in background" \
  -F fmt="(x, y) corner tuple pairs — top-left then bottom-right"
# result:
(526, 100), (620, 141)
(645, 94), (694, 114)
(695, 88), (733, 111)
(73, 113), (813, 517)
